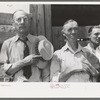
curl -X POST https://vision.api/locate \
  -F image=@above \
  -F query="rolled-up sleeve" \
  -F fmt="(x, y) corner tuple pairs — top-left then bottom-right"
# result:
(0, 41), (12, 73)
(50, 51), (61, 82)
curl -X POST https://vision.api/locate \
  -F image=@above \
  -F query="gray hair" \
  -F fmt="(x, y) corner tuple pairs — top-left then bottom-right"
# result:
(61, 19), (78, 34)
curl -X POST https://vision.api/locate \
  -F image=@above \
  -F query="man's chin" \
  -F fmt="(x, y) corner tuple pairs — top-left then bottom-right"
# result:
(18, 31), (29, 37)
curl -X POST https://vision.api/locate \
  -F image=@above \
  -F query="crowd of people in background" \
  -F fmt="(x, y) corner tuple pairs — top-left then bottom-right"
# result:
(0, 9), (100, 82)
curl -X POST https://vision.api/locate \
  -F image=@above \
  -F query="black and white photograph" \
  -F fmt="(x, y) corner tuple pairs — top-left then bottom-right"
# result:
(0, 1), (100, 98)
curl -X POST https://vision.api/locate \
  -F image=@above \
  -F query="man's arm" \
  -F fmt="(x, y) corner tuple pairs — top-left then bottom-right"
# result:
(0, 41), (41, 75)
(0, 41), (11, 74)
(6, 54), (41, 75)
(50, 51), (61, 82)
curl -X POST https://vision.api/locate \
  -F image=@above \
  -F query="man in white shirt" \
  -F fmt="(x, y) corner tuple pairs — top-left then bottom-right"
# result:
(85, 25), (100, 81)
(0, 10), (53, 82)
(50, 19), (100, 82)
(85, 26), (100, 61)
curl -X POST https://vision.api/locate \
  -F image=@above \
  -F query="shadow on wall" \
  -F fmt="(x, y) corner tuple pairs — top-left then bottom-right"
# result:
(78, 26), (91, 47)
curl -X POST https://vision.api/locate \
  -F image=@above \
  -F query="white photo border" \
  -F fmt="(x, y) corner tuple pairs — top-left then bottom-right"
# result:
(0, 1), (100, 98)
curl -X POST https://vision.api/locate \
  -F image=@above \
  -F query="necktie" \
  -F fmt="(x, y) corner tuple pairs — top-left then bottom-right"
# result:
(20, 38), (32, 79)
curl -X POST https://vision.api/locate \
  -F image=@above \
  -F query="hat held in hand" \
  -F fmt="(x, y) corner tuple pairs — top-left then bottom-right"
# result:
(38, 40), (54, 61)
(33, 38), (54, 69)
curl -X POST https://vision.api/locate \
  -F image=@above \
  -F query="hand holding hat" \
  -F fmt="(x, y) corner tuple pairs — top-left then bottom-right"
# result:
(31, 36), (54, 69)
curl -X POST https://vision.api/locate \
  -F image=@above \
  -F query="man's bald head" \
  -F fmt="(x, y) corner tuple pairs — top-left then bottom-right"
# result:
(12, 10), (31, 38)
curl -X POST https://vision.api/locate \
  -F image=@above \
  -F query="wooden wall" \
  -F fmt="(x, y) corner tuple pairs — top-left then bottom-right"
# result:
(0, 13), (14, 50)
(30, 4), (52, 42)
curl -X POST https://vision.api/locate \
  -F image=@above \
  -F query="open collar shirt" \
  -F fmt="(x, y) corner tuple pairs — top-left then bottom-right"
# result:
(50, 42), (99, 82)
(0, 34), (50, 82)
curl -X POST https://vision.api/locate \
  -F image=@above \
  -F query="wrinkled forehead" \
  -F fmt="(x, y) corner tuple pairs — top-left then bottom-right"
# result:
(63, 21), (78, 30)
(13, 11), (29, 20)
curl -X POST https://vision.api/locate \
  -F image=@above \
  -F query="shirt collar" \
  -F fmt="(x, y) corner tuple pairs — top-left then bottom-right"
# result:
(61, 42), (83, 53)
(13, 34), (33, 43)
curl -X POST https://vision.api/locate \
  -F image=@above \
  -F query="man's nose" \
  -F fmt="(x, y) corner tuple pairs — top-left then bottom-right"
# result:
(72, 29), (75, 34)
(20, 18), (24, 24)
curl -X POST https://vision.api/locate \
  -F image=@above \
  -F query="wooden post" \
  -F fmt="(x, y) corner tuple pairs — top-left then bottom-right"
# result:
(30, 4), (45, 36)
(52, 26), (65, 50)
(30, 4), (52, 43)
(44, 5), (52, 42)
(30, 4), (38, 36)
(37, 5), (45, 36)
(52, 27), (61, 50)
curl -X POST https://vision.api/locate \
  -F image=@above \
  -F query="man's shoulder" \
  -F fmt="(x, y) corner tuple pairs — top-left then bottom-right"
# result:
(3, 36), (17, 44)
(82, 46), (100, 68)
(82, 46), (95, 59)
(82, 46), (90, 53)
(54, 44), (67, 54)
(53, 49), (63, 58)
(84, 45), (88, 49)
(84, 43), (91, 51)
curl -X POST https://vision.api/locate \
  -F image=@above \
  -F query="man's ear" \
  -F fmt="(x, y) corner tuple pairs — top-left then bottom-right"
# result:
(61, 29), (65, 36)
(62, 31), (67, 37)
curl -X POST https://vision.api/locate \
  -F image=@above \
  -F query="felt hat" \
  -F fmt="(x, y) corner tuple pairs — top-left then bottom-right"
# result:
(33, 36), (54, 61)
(38, 39), (54, 61)
(33, 37), (54, 69)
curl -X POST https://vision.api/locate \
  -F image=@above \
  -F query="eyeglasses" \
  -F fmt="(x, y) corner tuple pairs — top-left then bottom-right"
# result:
(15, 17), (29, 23)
